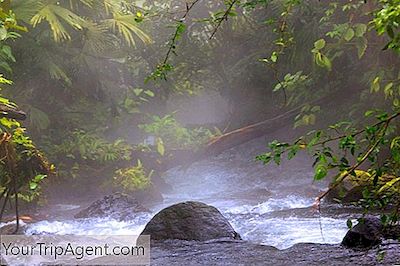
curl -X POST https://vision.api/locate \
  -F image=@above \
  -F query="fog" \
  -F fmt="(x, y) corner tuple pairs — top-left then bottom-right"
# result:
(0, 1), (398, 264)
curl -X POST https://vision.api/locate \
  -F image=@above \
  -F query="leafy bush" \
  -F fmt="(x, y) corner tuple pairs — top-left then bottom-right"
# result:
(112, 160), (152, 192)
(54, 130), (132, 163)
(139, 114), (215, 151)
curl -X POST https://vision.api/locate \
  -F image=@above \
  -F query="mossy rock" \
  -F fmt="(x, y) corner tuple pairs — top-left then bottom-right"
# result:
(326, 170), (399, 204)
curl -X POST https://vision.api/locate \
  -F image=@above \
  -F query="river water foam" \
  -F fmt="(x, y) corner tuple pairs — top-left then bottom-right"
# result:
(25, 136), (349, 249)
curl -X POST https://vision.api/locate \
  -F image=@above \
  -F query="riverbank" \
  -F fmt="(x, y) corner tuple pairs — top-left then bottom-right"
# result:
(150, 239), (400, 265)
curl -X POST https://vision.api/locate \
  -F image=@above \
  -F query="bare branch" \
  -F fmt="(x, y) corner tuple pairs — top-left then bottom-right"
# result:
(209, 0), (239, 40)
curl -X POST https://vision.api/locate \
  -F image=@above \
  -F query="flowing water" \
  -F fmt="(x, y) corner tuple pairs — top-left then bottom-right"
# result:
(23, 136), (350, 250)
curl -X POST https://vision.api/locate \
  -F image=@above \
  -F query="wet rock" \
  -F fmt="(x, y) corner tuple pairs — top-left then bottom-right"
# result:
(342, 217), (382, 248)
(326, 172), (399, 205)
(382, 225), (400, 240)
(0, 223), (26, 235)
(150, 239), (400, 265)
(325, 181), (363, 205)
(133, 185), (164, 205)
(141, 201), (241, 241)
(340, 186), (364, 204)
(74, 192), (149, 220)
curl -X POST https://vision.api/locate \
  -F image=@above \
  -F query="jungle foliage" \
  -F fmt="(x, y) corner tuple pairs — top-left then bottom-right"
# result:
(0, 0), (398, 224)
(254, 0), (400, 224)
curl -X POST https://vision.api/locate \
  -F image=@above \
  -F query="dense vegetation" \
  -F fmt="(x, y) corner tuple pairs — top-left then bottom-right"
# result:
(0, 0), (398, 226)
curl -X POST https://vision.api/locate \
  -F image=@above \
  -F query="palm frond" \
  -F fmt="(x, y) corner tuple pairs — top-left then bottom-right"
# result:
(103, 0), (121, 14)
(82, 21), (115, 54)
(31, 4), (86, 42)
(67, 0), (95, 10)
(47, 60), (71, 85)
(27, 105), (50, 131)
(77, 0), (95, 8)
(104, 13), (152, 47)
(11, 0), (42, 23)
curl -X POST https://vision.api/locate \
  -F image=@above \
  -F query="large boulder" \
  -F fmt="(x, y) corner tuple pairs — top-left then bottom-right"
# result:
(141, 201), (241, 241)
(74, 192), (149, 220)
(342, 217), (382, 248)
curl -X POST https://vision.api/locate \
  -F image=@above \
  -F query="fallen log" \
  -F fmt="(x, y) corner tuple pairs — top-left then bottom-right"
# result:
(203, 106), (301, 156)
(0, 104), (26, 121)
(138, 88), (357, 170)
(201, 86), (355, 157)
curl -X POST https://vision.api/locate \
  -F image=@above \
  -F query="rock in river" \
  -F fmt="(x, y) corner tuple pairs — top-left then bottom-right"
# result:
(74, 192), (149, 220)
(342, 217), (382, 248)
(141, 201), (241, 241)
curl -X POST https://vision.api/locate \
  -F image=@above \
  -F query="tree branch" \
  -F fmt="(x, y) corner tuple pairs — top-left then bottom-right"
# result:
(209, 0), (239, 40)
(162, 0), (201, 65)
(313, 112), (400, 207)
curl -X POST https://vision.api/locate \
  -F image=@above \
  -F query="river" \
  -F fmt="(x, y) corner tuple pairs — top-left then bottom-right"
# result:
(24, 135), (350, 250)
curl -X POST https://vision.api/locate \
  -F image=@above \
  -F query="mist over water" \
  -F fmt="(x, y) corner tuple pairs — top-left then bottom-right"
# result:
(25, 135), (349, 250)
(0, 1), (398, 265)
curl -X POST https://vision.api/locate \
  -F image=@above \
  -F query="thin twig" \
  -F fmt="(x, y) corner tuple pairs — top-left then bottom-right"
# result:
(209, 0), (239, 40)
(162, 0), (201, 65)
(13, 186), (19, 234)
(283, 112), (400, 153)
(0, 188), (9, 220)
(268, 63), (287, 106)
(313, 112), (399, 206)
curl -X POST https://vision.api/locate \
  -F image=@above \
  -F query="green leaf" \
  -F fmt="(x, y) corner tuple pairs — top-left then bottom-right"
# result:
(176, 22), (186, 36)
(256, 152), (272, 164)
(156, 137), (165, 156)
(133, 88), (143, 96)
(314, 39), (326, 50)
(378, 177), (400, 194)
(364, 110), (375, 117)
(273, 83), (282, 92)
(314, 163), (327, 180)
(354, 23), (367, 37)
(273, 153), (282, 165)
(384, 82), (394, 98)
(0, 27), (7, 41)
(393, 98), (400, 107)
(144, 90), (155, 97)
(322, 55), (332, 71)
(308, 114), (316, 125)
(270, 52), (278, 63)
(34, 174), (47, 182)
(29, 182), (38, 190)
(355, 37), (368, 58)
(310, 106), (321, 112)
(288, 145), (299, 160)
(0, 117), (20, 128)
(346, 219), (353, 229)
(371, 77), (380, 93)
(344, 28), (355, 41)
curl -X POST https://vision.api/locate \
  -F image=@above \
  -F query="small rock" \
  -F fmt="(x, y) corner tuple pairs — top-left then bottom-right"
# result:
(231, 188), (272, 202)
(0, 223), (26, 235)
(133, 185), (164, 205)
(342, 217), (382, 248)
(141, 201), (241, 241)
(74, 192), (149, 220)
